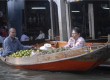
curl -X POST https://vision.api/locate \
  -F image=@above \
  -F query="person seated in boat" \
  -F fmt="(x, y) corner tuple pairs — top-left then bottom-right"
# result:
(64, 27), (85, 50)
(1, 28), (33, 57)
(35, 30), (45, 40)
(20, 32), (29, 41)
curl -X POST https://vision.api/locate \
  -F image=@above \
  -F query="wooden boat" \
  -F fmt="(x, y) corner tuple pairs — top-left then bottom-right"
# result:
(0, 41), (109, 72)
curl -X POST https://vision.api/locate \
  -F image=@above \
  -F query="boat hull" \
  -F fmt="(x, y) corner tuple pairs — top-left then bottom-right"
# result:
(15, 60), (101, 71)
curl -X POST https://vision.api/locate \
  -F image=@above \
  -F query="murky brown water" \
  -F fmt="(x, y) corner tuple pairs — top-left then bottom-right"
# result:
(0, 61), (110, 80)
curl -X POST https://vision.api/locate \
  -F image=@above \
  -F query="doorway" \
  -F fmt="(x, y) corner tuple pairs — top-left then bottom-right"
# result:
(24, 0), (51, 39)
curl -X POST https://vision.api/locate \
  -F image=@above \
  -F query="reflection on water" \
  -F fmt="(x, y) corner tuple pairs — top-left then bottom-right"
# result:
(0, 61), (110, 80)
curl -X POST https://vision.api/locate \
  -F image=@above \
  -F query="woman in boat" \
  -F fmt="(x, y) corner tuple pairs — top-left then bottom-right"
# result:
(64, 27), (85, 50)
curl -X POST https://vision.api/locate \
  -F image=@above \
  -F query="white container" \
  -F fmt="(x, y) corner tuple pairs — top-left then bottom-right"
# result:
(40, 43), (52, 50)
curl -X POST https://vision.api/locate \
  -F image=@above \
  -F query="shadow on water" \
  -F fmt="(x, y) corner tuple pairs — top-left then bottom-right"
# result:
(0, 60), (110, 80)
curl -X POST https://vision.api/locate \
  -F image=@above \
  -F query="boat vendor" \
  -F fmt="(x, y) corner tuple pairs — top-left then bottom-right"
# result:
(64, 27), (85, 50)
(0, 28), (33, 57)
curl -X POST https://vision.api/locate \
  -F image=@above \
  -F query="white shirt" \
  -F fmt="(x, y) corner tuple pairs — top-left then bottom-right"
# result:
(36, 33), (45, 40)
(65, 37), (85, 49)
(20, 34), (29, 41)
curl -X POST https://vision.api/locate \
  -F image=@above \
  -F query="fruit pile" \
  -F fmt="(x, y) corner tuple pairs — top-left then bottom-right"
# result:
(9, 47), (70, 58)
(9, 49), (33, 58)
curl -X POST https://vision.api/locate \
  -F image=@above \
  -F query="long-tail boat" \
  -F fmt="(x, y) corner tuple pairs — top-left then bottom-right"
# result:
(0, 41), (109, 71)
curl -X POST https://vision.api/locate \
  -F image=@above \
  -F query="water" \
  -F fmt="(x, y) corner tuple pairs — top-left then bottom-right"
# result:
(0, 61), (110, 80)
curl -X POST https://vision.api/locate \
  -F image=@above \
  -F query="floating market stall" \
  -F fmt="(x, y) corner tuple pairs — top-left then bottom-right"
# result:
(0, 41), (109, 71)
